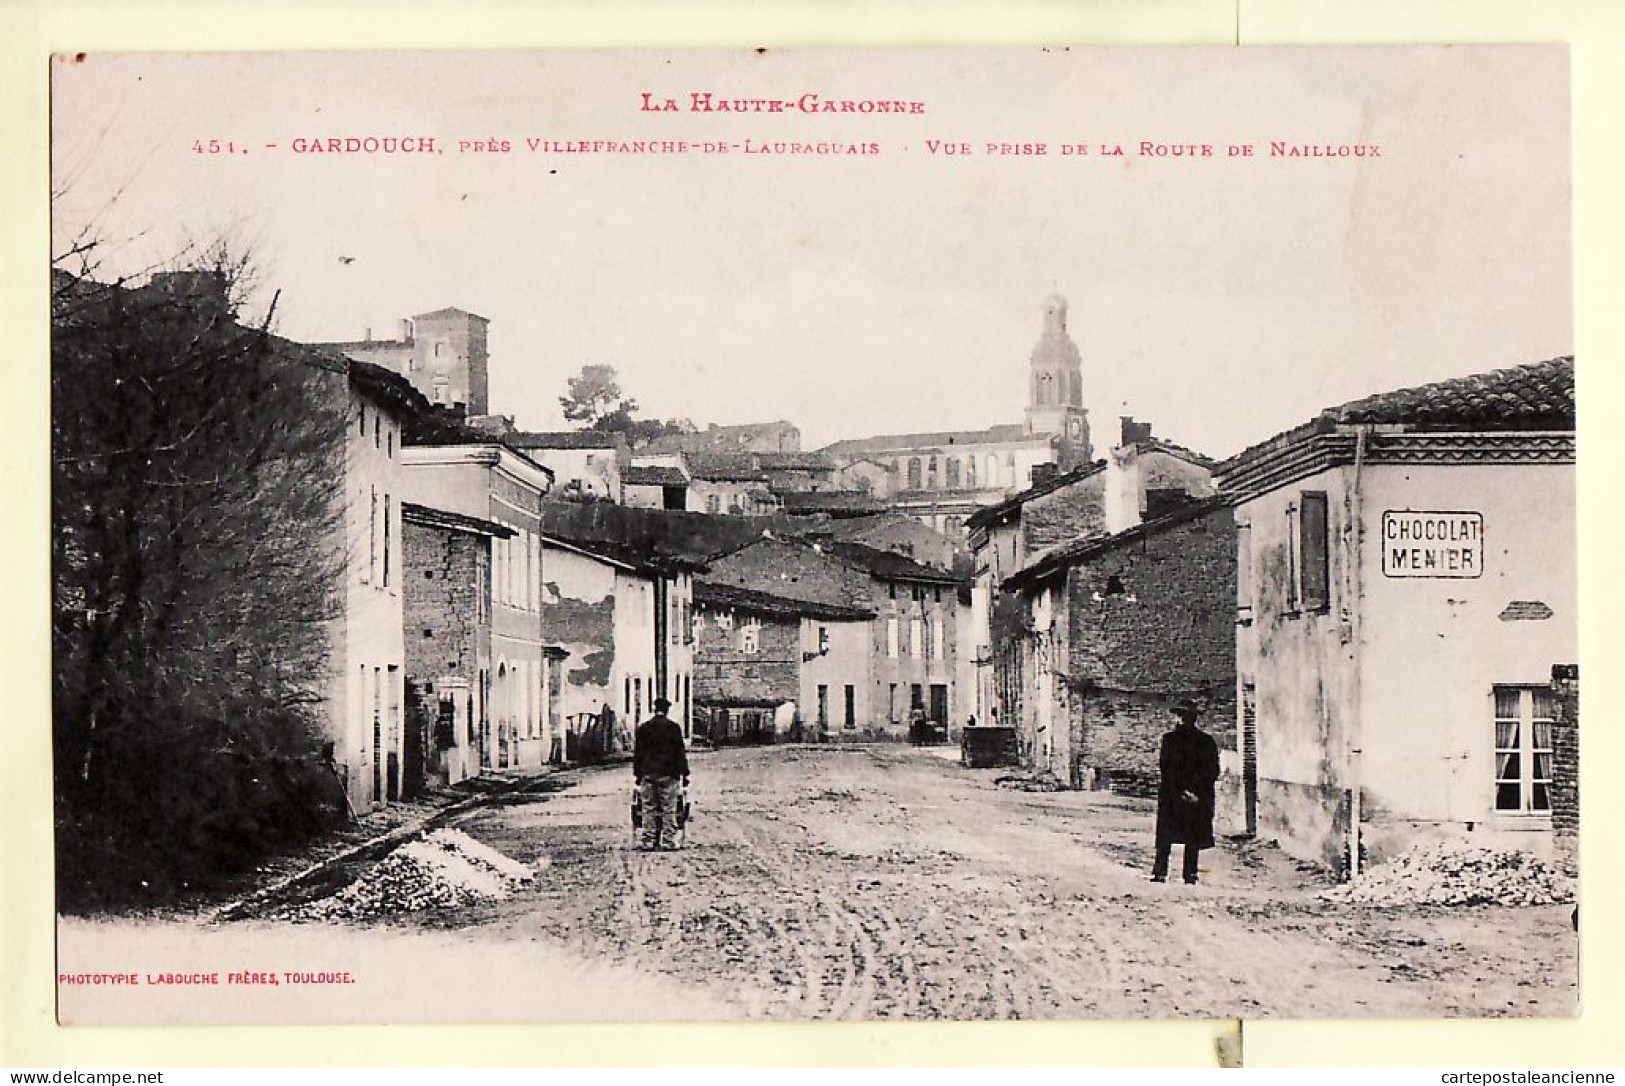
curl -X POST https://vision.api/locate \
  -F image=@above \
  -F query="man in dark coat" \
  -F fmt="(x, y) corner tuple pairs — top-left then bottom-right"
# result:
(1152, 698), (1221, 884)
(633, 697), (689, 851)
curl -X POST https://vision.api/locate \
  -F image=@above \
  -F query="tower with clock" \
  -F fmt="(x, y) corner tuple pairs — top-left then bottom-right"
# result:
(1024, 292), (1092, 468)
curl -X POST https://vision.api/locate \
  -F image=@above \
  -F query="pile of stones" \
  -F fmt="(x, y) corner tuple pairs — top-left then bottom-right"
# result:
(285, 829), (535, 921)
(1322, 841), (1575, 908)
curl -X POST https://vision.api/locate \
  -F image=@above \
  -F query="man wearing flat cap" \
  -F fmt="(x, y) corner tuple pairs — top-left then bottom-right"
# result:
(633, 695), (689, 851)
(1152, 697), (1221, 884)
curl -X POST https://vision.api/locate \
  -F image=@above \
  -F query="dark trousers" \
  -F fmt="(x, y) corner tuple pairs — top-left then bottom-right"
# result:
(1153, 839), (1202, 882)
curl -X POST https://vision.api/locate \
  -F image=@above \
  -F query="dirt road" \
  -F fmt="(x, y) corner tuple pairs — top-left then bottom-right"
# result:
(370, 744), (1576, 1020)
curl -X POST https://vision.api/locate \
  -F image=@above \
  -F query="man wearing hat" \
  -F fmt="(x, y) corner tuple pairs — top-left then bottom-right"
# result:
(1152, 697), (1221, 884)
(633, 695), (689, 851)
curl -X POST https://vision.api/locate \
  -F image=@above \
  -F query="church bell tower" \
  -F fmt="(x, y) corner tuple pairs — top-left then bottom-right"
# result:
(1025, 292), (1091, 465)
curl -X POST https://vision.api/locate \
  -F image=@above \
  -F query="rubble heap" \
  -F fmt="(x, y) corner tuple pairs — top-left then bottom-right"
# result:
(1322, 841), (1574, 908)
(289, 829), (535, 921)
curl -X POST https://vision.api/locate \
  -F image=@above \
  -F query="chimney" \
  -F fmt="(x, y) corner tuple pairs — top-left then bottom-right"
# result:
(398, 318), (412, 342)
(1120, 415), (1153, 447)
(364, 327), (373, 342)
(1104, 444), (1144, 535)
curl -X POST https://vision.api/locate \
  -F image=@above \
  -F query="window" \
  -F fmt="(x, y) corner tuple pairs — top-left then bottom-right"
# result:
(707, 494), (721, 514)
(1236, 521), (1254, 621)
(910, 618), (924, 657)
(358, 404), (366, 436)
(716, 609), (733, 631)
(931, 619), (945, 660)
(386, 428), (393, 458)
(888, 683), (898, 723)
(740, 617), (761, 654)
(1494, 686), (1555, 813)
(817, 685), (829, 729)
(844, 685), (855, 727)
(818, 626), (830, 655)
(967, 457), (978, 488)
(1299, 492), (1330, 612)
(946, 458), (961, 489)
(367, 485), (378, 583)
(886, 617), (899, 658)
(382, 494), (392, 588)
(927, 456), (939, 489)
(907, 457), (922, 490)
(888, 583), (896, 600)
(374, 410), (381, 449)
(985, 454), (999, 488)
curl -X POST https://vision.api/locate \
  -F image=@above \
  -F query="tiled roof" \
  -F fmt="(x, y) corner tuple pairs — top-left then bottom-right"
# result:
(348, 359), (433, 416)
(823, 540), (964, 585)
(820, 424), (1035, 455)
(1220, 356), (1575, 478)
(694, 580), (876, 622)
(688, 453), (768, 481)
(756, 452), (837, 471)
(777, 490), (887, 515)
(1329, 356), (1573, 428)
(401, 502), (515, 539)
(414, 306), (489, 323)
(507, 430), (626, 450)
(623, 465), (689, 487)
(540, 530), (709, 575)
(1138, 437), (1217, 470)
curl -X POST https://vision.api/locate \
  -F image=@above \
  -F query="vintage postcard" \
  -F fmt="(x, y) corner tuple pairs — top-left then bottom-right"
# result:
(48, 46), (1576, 1026)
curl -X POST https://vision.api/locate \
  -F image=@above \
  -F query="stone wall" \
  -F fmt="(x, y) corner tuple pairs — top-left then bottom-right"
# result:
(402, 521), (486, 687)
(1550, 663), (1579, 878)
(693, 606), (800, 707)
(1079, 686), (1237, 798)
(1060, 507), (1236, 796)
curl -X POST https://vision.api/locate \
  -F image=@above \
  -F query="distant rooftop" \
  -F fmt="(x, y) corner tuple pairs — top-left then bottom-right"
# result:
(820, 423), (1035, 456)
(693, 579), (876, 622)
(506, 430), (626, 451)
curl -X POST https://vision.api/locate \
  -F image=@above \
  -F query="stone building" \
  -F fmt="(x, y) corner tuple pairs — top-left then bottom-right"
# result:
(1001, 498), (1237, 792)
(647, 419), (803, 455)
(326, 361), (419, 812)
(538, 533), (704, 754)
(623, 463), (693, 511)
(1216, 356), (1575, 871)
(400, 502), (514, 787)
(704, 534), (967, 737)
(316, 307), (491, 416)
(691, 580), (875, 743)
(400, 439), (556, 772)
(505, 429), (629, 502)
(966, 419), (1216, 727)
(820, 294), (1094, 535)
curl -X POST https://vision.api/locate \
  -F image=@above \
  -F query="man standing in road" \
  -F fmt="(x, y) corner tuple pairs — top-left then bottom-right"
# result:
(634, 696), (689, 851)
(1151, 698), (1221, 884)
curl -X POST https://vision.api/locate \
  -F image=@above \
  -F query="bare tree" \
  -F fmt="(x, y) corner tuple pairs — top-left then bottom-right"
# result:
(52, 256), (350, 906)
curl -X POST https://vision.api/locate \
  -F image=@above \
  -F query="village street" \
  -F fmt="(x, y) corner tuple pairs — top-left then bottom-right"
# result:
(378, 744), (1578, 1021)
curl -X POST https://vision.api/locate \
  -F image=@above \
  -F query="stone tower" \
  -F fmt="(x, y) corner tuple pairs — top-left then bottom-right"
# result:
(1024, 293), (1091, 463)
(408, 307), (490, 416)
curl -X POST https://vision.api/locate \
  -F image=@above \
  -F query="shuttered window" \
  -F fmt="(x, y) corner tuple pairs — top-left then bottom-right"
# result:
(1299, 491), (1330, 613)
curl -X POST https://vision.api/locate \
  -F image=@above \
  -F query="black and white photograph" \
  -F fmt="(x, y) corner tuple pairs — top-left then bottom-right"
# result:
(46, 45), (1579, 1027)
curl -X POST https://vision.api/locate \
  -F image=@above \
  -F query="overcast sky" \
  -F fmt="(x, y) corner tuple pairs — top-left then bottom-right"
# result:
(50, 47), (1571, 459)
